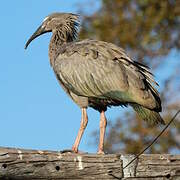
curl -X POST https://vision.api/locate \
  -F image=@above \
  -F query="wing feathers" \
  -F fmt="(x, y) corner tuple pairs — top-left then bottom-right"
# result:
(54, 40), (161, 110)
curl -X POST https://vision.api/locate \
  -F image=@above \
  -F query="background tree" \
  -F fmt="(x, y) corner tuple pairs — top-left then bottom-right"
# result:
(79, 0), (180, 154)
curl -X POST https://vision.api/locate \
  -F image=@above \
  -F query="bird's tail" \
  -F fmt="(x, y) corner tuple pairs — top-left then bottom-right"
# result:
(131, 104), (165, 125)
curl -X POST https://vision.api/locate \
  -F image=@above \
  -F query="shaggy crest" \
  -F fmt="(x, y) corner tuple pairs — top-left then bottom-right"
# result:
(46, 13), (80, 41)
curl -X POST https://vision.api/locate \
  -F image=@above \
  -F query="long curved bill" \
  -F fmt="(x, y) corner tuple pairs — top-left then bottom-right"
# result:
(25, 25), (48, 49)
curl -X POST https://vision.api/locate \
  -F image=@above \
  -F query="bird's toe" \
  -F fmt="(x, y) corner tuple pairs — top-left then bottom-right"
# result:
(97, 150), (105, 155)
(72, 146), (79, 153)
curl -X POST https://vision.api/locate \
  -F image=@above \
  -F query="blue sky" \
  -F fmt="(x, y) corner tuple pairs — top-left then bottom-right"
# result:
(0, 0), (179, 153)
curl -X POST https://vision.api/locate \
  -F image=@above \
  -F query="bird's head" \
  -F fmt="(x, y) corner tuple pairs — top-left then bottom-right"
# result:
(25, 13), (80, 49)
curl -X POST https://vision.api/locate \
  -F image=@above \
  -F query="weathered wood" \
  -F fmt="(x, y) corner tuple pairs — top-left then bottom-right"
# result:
(136, 154), (180, 179)
(0, 147), (179, 179)
(0, 147), (122, 179)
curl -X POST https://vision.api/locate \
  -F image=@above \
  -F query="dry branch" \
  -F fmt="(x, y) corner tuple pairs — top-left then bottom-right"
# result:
(0, 147), (180, 179)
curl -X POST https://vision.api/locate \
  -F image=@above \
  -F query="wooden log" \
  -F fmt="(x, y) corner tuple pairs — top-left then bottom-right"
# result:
(0, 147), (179, 179)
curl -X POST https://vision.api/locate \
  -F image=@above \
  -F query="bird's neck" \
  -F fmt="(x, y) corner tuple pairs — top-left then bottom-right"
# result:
(49, 29), (71, 67)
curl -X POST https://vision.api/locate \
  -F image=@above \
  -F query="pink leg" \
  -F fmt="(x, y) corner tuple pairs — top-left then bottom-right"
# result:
(72, 108), (88, 153)
(98, 111), (107, 154)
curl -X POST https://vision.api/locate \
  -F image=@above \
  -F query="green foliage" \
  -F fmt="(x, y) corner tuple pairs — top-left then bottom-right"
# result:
(80, 0), (180, 61)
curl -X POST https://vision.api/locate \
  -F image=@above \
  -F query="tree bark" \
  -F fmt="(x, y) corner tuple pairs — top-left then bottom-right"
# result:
(0, 147), (179, 179)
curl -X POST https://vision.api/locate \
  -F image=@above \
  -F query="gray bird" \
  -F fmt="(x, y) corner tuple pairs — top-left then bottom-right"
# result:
(25, 13), (165, 154)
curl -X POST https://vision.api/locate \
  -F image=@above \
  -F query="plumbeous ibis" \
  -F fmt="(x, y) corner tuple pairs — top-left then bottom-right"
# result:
(25, 13), (165, 154)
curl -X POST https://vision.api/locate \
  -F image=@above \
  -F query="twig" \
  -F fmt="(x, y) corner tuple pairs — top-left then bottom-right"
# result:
(123, 109), (180, 170)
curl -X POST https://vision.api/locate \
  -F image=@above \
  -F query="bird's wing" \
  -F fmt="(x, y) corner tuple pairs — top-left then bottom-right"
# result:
(54, 40), (160, 109)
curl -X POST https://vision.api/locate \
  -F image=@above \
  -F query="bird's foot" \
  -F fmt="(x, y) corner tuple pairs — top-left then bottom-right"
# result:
(71, 146), (78, 153)
(71, 146), (87, 154)
(97, 149), (105, 155)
